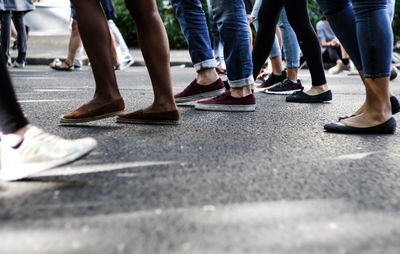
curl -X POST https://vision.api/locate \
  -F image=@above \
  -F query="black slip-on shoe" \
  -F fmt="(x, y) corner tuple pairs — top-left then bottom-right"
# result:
(391, 96), (400, 114)
(324, 117), (396, 134)
(338, 96), (400, 121)
(286, 90), (332, 103)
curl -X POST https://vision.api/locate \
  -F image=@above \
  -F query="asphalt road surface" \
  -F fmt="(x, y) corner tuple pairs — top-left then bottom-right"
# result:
(1, 66), (400, 254)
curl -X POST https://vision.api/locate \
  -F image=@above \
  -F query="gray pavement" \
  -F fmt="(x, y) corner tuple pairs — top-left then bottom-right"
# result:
(1, 66), (400, 254)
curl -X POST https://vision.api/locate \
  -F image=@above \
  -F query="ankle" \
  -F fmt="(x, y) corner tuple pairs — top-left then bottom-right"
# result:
(197, 68), (219, 86)
(1, 125), (30, 147)
(231, 85), (253, 98)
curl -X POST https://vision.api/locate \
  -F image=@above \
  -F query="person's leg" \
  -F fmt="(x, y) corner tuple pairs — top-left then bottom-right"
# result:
(210, 0), (253, 97)
(121, 0), (178, 115)
(252, 0), (283, 81)
(323, 0), (395, 133)
(0, 48), (96, 181)
(0, 11), (11, 64)
(278, 8), (300, 81)
(62, 0), (124, 123)
(340, 0), (393, 127)
(107, 19), (134, 63)
(12, 12), (27, 65)
(66, 18), (82, 67)
(206, 0), (225, 67)
(109, 31), (119, 68)
(0, 49), (29, 135)
(318, 0), (397, 121)
(283, 0), (330, 97)
(171, 0), (219, 86)
(171, 0), (225, 104)
(194, 0), (256, 111)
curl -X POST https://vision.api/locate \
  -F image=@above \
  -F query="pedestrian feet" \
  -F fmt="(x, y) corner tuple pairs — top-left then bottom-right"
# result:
(174, 78), (256, 112)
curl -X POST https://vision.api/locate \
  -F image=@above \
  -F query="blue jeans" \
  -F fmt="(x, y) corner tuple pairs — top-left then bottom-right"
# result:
(206, 0), (224, 65)
(278, 8), (300, 68)
(317, 0), (392, 78)
(209, 0), (253, 87)
(172, 0), (254, 87)
(170, 0), (216, 72)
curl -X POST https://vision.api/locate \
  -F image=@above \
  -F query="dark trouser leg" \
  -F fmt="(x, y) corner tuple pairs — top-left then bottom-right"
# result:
(0, 11), (11, 64)
(12, 12), (27, 63)
(283, 0), (326, 86)
(0, 48), (29, 134)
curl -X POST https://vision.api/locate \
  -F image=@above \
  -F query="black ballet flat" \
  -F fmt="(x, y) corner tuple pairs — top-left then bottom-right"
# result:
(338, 96), (400, 121)
(324, 117), (396, 134)
(286, 90), (332, 103)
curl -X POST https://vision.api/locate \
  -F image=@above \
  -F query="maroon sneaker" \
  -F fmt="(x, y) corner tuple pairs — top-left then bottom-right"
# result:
(194, 91), (256, 112)
(174, 78), (226, 103)
(254, 70), (287, 92)
(265, 78), (303, 95)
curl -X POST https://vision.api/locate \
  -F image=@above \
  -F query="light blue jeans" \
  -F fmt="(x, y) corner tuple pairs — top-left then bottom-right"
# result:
(206, 0), (224, 65)
(278, 8), (300, 68)
(317, 0), (393, 78)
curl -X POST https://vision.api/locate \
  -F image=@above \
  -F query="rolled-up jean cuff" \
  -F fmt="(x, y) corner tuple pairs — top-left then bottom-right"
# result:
(193, 59), (217, 72)
(229, 75), (254, 88)
(363, 72), (390, 79)
(286, 60), (300, 68)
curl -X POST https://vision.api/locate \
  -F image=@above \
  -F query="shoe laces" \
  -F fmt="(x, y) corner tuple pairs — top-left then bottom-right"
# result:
(278, 78), (290, 87)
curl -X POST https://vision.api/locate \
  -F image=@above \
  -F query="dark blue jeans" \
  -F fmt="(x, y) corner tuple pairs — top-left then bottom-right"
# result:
(171, 0), (254, 87)
(316, 0), (392, 78)
(0, 11), (27, 64)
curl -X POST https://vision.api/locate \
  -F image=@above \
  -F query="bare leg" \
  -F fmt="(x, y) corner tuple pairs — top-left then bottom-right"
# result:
(10, 20), (17, 40)
(125, 0), (177, 113)
(341, 77), (392, 127)
(110, 32), (119, 68)
(65, 19), (82, 67)
(287, 67), (298, 81)
(69, 0), (122, 109)
(270, 56), (283, 74)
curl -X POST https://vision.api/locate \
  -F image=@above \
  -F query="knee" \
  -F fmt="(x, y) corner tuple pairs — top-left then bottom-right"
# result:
(124, 0), (158, 23)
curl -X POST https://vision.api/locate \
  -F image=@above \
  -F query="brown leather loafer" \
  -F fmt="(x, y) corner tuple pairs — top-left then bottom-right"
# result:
(116, 109), (180, 125)
(60, 98), (125, 124)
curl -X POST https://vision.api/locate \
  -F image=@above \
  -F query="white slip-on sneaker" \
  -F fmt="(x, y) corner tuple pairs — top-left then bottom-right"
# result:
(0, 126), (97, 181)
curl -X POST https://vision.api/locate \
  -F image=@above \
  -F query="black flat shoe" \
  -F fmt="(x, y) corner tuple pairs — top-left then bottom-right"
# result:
(338, 96), (400, 121)
(286, 90), (332, 103)
(324, 117), (396, 134)
(391, 96), (400, 114)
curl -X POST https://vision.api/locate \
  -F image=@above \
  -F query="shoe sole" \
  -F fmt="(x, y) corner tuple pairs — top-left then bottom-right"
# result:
(254, 83), (280, 92)
(175, 87), (226, 103)
(116, 117), (180, 125)
(265, 88), (302, 95)
(194, 103), (256, 112)
(286, 98), (332, 103)
(60, 110), (124, 124)
(0, 139), (97, 181)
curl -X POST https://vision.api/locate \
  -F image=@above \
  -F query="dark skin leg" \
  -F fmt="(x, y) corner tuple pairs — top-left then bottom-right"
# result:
(124, 0), (177, 113)
(70, 0), (177, 114)
(70, 0), (122, 110)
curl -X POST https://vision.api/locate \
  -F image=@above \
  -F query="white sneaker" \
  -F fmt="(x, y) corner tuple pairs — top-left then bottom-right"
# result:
(0, 126), (97, 181)
(118, 59), (135, 71)
(13, 61), (25, 68)
(328, 62), (350, 74)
